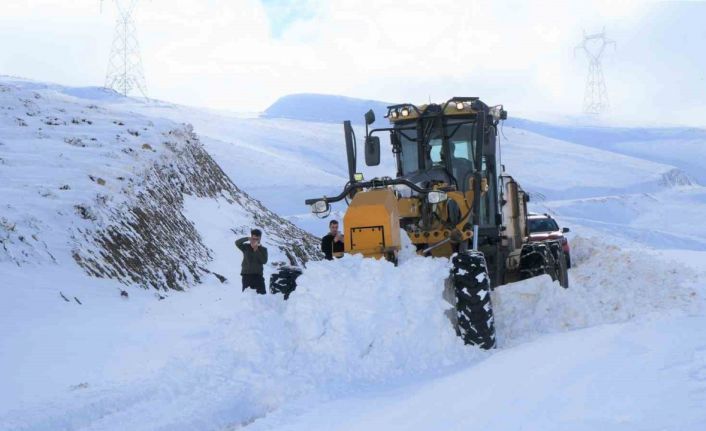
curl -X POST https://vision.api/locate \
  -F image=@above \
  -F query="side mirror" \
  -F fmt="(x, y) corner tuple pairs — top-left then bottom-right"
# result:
(365, 136), (380, 166)
(364, 109), (376, 126)
(562, 227), (570, 233)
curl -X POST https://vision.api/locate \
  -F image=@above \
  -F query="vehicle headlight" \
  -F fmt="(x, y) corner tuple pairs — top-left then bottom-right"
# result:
(311, 200), (329, 214)
(427, 191), (447, 204)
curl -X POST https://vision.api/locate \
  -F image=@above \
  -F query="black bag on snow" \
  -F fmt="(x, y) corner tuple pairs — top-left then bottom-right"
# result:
(269, 266), (303, 300)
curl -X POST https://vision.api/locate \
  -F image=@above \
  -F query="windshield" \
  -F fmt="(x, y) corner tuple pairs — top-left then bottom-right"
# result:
(448, 123), (476, 162)
(396, 120), (476, 176)
(529, 217), (559, 233)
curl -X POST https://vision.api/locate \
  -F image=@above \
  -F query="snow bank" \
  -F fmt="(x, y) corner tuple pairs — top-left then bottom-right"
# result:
(3, 230), (703, 430)
(494, 235), (703, 346)
(283, 254), (474, 380)
(0, 252), (481, 431)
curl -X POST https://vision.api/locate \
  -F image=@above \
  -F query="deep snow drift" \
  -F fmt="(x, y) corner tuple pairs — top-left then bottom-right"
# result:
(2, 78), (706, 431)
(3, 231), (703, 430)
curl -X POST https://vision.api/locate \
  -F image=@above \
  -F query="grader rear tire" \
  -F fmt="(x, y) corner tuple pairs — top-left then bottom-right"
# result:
(520, 242), (569, 288)
(520, 242), (557, 281)
(450, 251), (496, 349)
(547, 241), (569, 289)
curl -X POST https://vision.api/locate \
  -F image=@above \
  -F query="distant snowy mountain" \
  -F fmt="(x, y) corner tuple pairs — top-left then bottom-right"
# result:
(262, 93), (392, 124)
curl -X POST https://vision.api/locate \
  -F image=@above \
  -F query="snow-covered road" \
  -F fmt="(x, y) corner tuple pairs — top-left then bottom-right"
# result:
(247, 314), (706, 431)
(2, 236), (703, 431)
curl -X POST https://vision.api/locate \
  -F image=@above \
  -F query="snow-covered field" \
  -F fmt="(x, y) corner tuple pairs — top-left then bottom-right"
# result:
(1, 77), (705, 430)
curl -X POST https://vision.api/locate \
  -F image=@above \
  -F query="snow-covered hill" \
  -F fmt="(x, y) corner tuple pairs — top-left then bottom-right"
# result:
(99, 93), (705, 240)
(2, 79), (705, 431)
(0, 77), (321, 291)
(506, 117), (706, 184)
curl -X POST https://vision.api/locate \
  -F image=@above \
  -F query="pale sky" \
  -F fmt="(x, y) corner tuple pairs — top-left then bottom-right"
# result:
(1, 0), (704, 126)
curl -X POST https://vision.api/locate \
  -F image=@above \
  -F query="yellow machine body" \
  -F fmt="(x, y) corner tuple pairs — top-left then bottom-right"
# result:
(343, 188), (401, 259)
(343, 186), (483, 259)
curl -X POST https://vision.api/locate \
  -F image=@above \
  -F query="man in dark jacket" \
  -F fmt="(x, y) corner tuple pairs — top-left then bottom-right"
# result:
(235, 229), (268, 294)
(321, 220), (344, 260)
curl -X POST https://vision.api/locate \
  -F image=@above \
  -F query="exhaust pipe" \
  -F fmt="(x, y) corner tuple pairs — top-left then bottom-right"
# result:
(343, 120), (356, 184)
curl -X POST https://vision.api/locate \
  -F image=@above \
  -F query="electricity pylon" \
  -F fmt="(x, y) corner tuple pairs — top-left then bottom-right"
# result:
(575, 29), (616, 115)
(103, 0), (148, 98)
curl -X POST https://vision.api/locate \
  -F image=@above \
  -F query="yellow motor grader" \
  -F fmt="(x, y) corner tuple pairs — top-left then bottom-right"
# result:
(274, 97), (569, 349)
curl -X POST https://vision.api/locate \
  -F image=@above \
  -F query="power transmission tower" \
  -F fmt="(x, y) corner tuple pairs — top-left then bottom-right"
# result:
(575, 29), (615, 115)
(103, 0), (148, 98)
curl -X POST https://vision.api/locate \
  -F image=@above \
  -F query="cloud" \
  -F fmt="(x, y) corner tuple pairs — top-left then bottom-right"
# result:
(260, 0), (320, 38)
(0, 0), (703, 126)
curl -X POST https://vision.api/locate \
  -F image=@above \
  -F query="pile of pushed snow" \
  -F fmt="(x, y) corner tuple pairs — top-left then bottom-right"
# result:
(0, 77), (321, 291)
(5, 228), (704, 431)
(0, 253), (482, 431)
(494, 235), (703, 346)
(284, 254), (475, 380)
(2, 230), (704, 430)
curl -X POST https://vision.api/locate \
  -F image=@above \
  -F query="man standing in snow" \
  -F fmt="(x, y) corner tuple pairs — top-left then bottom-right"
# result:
(235, 229), (268, 294)
(321, 220), (344, 260)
